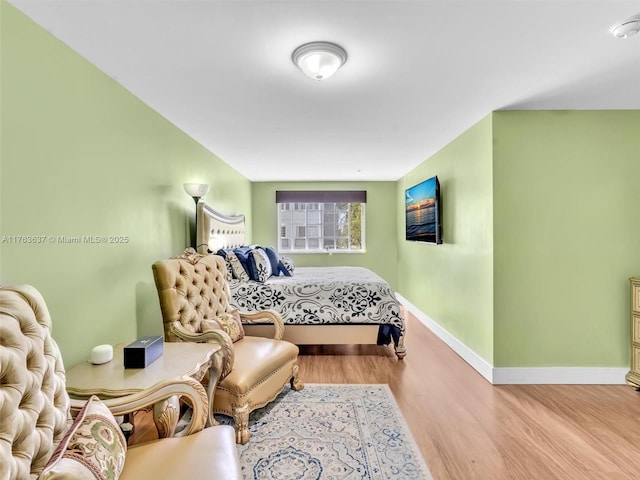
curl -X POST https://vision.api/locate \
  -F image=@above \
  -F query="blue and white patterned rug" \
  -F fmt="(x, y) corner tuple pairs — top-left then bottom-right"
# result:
(216, 384), (433, 480)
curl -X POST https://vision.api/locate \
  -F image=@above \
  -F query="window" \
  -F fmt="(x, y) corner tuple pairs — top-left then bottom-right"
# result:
(276, 190), (366, 253)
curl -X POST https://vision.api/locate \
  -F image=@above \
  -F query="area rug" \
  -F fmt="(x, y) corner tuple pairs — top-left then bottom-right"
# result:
(216, 384), (433, 480)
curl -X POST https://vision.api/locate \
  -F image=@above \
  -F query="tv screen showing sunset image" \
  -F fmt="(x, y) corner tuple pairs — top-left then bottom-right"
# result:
(405, 176), (441, 244)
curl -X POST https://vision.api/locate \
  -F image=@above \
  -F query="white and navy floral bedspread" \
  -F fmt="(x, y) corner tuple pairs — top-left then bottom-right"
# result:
(228, 266), (404, 345)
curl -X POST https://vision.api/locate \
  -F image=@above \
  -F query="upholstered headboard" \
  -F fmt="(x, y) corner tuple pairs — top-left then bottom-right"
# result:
(196, 202), (246, 254)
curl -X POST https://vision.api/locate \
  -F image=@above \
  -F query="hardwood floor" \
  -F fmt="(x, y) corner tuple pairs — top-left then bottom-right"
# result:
(130, 313), (640, 479)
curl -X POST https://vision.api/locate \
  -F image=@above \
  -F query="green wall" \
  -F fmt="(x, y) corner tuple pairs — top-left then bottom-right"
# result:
(0, 3), (251, 367)
(492, 110), (640, 367)
(252, 181), (398, 289)
(397, 116), (495, 363)
(398, 111), (640, 369)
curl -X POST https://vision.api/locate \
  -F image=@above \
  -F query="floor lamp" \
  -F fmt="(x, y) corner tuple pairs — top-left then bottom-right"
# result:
(183, 183), (210, 249)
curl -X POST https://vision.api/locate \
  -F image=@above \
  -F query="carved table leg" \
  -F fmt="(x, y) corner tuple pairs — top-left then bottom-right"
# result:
(205, 349), (224, 427)
(153, 395), (180, 438)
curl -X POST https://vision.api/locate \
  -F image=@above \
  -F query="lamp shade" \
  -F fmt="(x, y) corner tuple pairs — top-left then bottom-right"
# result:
(292, 42), (347, 81)
(183, 183), (210, 198)
(207, 234), (225, 253)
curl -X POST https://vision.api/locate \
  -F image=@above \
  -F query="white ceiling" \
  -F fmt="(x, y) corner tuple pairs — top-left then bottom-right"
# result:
(9, 0), (640, 182)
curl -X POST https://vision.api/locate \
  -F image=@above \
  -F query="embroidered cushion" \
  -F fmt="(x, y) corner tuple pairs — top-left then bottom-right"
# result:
(40, 395), (127, 480)
(247, 248), (272, 282)
(202, 309), (245, 342)
(279, 256), (295, 276)
(220, 255), (234, 281)
(217, 249), (250, 281)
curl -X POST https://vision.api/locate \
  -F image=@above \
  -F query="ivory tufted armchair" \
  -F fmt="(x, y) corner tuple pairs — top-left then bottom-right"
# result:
(0, 284), (241, 480)
(152, 248), (303, 444)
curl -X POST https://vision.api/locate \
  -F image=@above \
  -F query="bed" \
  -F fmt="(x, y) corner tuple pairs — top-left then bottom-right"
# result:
(196, 202), (407, 358)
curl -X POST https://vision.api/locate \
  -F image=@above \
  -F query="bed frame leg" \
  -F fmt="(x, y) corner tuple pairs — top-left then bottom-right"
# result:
(395, 334), (407, 359)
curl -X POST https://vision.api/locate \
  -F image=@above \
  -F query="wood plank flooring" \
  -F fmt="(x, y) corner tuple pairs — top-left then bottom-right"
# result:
(130, 312), (640, 479)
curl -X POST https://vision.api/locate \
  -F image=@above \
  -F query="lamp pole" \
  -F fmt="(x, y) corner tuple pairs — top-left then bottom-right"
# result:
(191, 196), (201, 249)
(183, 183), (210, 250)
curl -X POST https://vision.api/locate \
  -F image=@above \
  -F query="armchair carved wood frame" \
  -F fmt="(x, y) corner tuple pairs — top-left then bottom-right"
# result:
(152, 248), (304, 444)
(0, 284), (241, 480)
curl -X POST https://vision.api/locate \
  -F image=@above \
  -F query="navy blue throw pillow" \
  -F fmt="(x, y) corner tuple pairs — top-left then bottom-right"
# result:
(232, 246), (253, 277)
(264, 246), (282, 274)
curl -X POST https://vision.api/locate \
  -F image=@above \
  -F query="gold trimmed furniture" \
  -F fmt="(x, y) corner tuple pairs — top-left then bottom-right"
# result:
(195, 202), (408, 359)
(626, 276), (640, 389)
(0, 284), (241, 480)
(152, 248), (303, 444)
(65, 341), (224, 437)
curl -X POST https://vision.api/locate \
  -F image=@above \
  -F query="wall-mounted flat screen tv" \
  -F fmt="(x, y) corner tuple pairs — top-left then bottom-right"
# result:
(405, 175), (442, 244)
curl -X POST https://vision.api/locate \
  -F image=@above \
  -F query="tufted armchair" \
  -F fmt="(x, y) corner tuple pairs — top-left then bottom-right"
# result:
(0, 284), (241, 480)
(152, 248), (303, 444)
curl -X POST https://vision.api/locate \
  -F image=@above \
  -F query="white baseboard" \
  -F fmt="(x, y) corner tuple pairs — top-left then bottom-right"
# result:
(396, 293), (627, 385)
(491, 367), (628, 385)
(396, 293), (494, 383)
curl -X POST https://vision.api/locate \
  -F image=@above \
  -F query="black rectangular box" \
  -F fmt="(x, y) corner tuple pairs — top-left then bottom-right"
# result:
(123, 336), (163, 369)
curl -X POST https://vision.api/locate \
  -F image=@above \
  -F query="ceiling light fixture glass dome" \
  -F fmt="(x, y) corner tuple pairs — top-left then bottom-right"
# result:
(610, 14), (640, 38)
(292, 41), (348, 81)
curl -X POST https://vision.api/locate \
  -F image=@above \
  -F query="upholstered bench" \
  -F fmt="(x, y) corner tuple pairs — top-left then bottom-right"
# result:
(0, 284), (241, 480)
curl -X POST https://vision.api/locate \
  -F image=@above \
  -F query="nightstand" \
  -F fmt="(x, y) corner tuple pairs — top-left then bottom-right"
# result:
(66, 342), (224, 436)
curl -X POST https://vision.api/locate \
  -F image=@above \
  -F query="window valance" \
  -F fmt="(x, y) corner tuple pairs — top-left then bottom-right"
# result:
(275, 190), (367, 203)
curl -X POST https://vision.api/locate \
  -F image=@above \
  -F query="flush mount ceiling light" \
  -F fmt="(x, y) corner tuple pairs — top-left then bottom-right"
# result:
(610, 14), (640, 38)
(292, 41), (348, 81)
